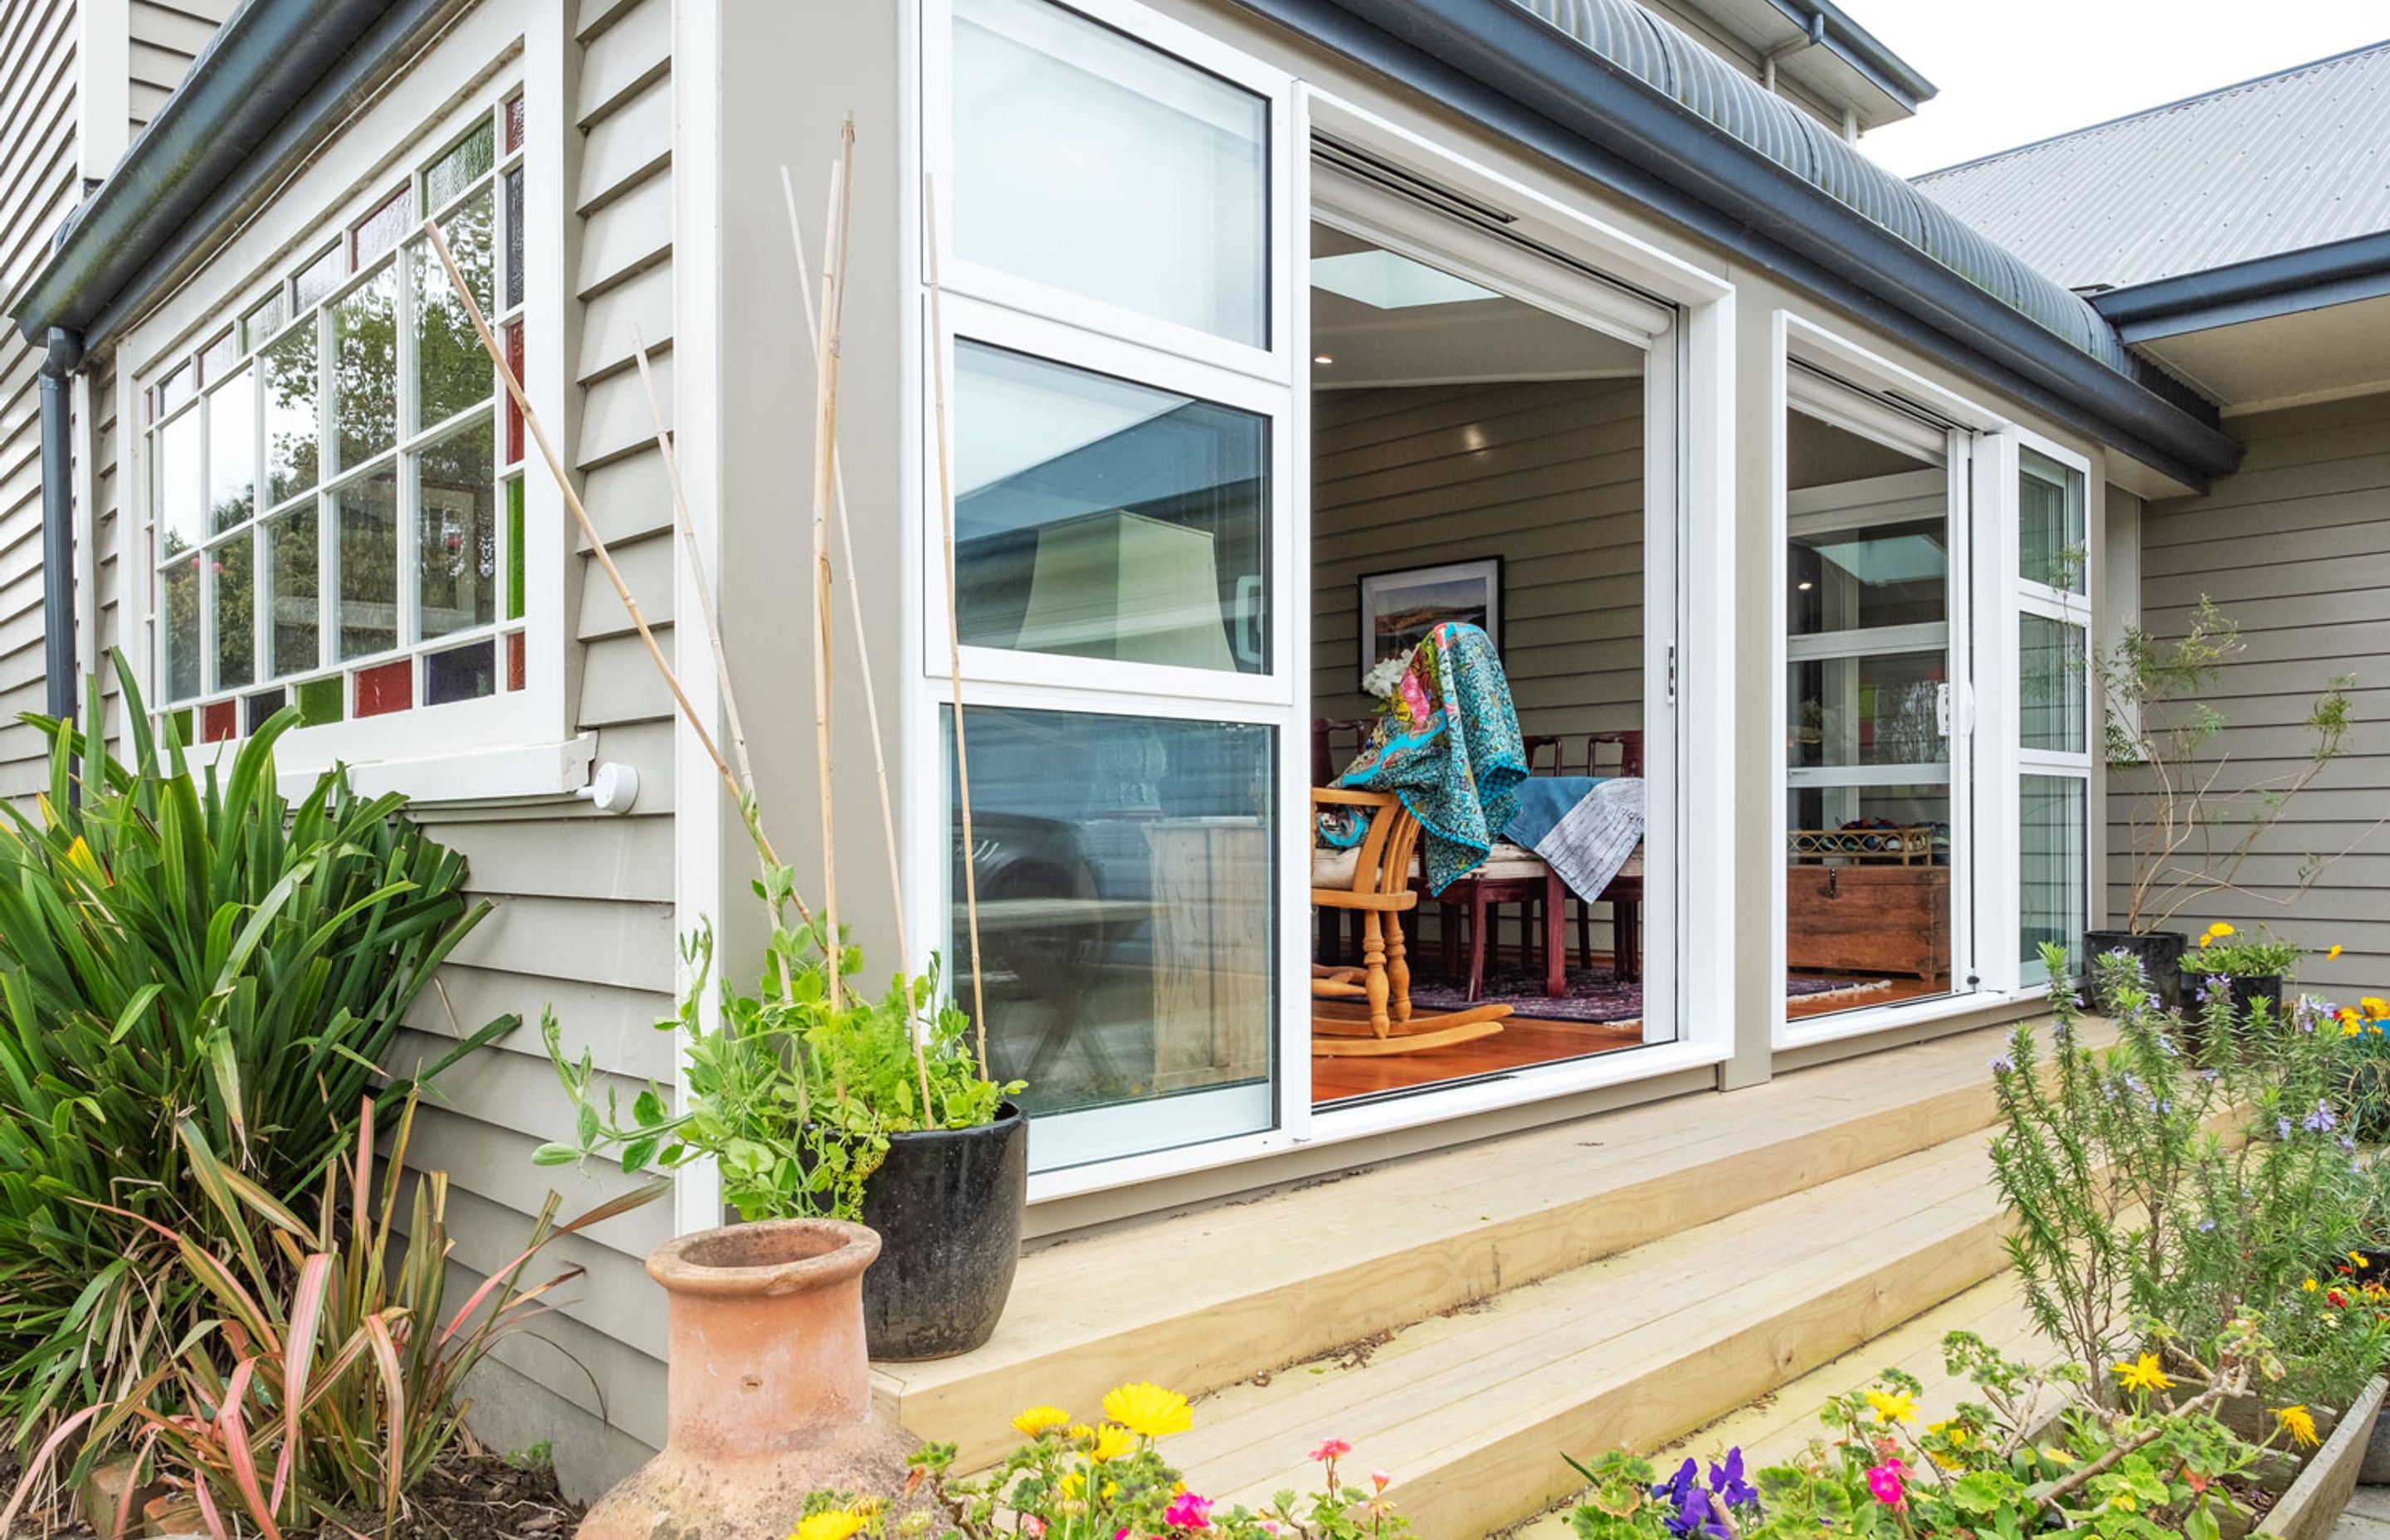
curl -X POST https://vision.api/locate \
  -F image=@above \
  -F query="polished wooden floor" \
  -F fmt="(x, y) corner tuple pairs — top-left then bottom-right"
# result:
(1310, 969), (1949, 1104)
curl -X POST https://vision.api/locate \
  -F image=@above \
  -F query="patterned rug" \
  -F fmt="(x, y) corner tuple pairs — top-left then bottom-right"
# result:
(1405, 967), (1893, 1025)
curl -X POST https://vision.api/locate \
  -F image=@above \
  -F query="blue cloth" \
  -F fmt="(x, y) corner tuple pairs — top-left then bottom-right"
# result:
(1504, 776), (1606, 850)
(1325, 622), (1526, 895)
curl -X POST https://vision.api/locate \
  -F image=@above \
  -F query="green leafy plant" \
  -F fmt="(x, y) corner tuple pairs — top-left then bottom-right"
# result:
(2178, 924), (2302, 979)
(0, 656), (510, 1451)
(2102, 597), (2358, 935)
(538, 920), (1019, 1221)
(0, 1094), (664, 1539)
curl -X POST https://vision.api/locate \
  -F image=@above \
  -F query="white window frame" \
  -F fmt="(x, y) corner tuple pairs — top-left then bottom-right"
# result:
(1983, 429), (2098, 992)
(1772, 312), (2038, 1051)
(905, 0), (1739, 1199)
(120, 10), (578, 803)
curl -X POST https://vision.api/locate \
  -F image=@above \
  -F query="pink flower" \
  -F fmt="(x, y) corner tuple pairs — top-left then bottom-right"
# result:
(1164, 1494), (1212, 1531)
(1866, 1459), (1907, 1509)
(1371, 1470), (1391, 1493)
(1022, 1522), (1045, 1538)
(1310, 1439), (1352, 1463)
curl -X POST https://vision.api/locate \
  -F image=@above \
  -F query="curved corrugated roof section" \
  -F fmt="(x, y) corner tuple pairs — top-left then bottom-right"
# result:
(1914, 40), (2390, 290)
(1513, 0), (2142, 377)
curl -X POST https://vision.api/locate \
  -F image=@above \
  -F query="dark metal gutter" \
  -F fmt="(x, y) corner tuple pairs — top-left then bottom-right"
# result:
(1233, 0), (2241, 488)
(38, 326), (84, 724)
(9, 0), (467, 349)
(1756, 0), (1935, 113)
(2090, 228), (2390, 343)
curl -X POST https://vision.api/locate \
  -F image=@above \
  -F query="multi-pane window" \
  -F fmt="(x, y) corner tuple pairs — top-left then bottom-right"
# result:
(149, 95), (531, 745)
(2015, 446), (2093, 982)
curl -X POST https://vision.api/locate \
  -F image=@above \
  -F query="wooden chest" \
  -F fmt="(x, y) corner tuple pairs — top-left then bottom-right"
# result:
(1786, 865), (1949, 981)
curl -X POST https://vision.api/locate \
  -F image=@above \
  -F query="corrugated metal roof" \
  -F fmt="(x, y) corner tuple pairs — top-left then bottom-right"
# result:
(1510, 0), (2146, 378)
(1913, 41), (2390, 291)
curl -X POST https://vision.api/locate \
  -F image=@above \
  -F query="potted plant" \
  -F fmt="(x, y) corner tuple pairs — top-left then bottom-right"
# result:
(2181, 923), (2303, 1033)
(2094, 597), (2355, 1011)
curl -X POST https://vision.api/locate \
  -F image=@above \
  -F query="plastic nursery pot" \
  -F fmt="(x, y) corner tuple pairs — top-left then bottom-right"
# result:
(859, 1101), (1030, 1362)
(574, 1219), (924, 1540)
(2084, 928), (2188, 1013)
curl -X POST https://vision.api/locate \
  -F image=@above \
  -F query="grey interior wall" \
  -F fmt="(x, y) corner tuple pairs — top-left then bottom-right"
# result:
(2111, 390), (2390, 1001)
(1310, 378), (1646, 748)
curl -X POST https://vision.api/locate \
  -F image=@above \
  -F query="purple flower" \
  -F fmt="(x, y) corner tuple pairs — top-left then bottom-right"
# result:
(2305, 1100), (2338, 1134)
(2198, 1218), (2217, 1233)
(2278, 1117), (2295, 1141)
(1708, 1450), (1758, 1511)
(1989, 1055), (2014, 1074)
(2199, 1068), (2221, 1084)
(2157, 1034), (2180, 1058)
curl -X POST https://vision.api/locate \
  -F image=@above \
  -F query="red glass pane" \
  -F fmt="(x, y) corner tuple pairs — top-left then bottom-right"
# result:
(354, 659), (413, 718)
(504, 319), (524, 465)
(506, 631), (526, 691)
(504, 95), (525, 154)
(202, 701), (237, 743)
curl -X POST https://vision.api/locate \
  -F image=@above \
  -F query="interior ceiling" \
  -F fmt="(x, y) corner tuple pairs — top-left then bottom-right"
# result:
(2139, 293), (2390, 415)
(1310, 223), (1644, 390)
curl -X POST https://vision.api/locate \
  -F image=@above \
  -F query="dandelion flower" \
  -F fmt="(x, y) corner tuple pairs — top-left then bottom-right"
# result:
(1103, 1382), (1193, 1440)
(1865, 1389), (1919, 1425)
(2275, 1405), (2321, 1448)
(1310, 1438), (1353, 1463)
(1088, 1425), (1137, 1463)
(2114, 1353), (2173, 1394)
(794, 1511), (868, 1540)
(1012, 1405), (1071, 1437)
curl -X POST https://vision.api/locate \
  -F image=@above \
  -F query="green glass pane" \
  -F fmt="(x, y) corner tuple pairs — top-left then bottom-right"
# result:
(505, 477), (525, 620)
(295, 675), (344, 726)
(423, 120), (495, 209)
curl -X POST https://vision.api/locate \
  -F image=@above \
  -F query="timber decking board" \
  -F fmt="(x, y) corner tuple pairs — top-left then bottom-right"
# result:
(877, 1020), (2065, 1469)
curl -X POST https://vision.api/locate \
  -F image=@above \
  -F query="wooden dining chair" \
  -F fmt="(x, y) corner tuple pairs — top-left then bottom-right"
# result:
(1312, 787), (1510, 1056)
(1572, 729), (1646, 981)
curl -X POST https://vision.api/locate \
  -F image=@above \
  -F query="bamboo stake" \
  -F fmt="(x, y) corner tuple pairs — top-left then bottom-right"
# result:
(778, 166), (934, 1115)
(809, 124), (859, 1010)
(922, 175), (990, 1080)
(419, 218), (813, 929)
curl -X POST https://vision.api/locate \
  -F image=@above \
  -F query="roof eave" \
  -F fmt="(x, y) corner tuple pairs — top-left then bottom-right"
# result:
(2091, 228), (2390, 343)
(1751, 0), (1935, 114)
(7, 0), (466, 350)
(1234, 0), (2239, 488)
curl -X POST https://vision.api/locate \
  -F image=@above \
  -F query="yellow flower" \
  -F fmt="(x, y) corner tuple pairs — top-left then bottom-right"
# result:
(1088, 1424), (1136, 1463)
(2110, 1490), (2138, 1513)
(2199, 934), (2213, 948)
(2364, 997), (2390, 1019)
(2275, 1405), (2320, 1449)
(2040, 1445), (2076, 1467)
(2329, 945), (2344, 959)
(1059, 1472), (1085, 1499)
(1066, 1424), (1096, 1443)
(2347, 1017), (2364, 1037)
(1102, 1382), (1193, 1440)
(2305, 1277), (2321, 1293)
(2354, 1253), (2373, 1271)
(793, 1510), (867, 1540)
(1012, 1405), (1071, 1437)
(1865, 1389), (1919, 1425)
(2113, 1353), (2173, 1395)
(2207, 922), (2236, 939)
(1924, 1419), (1969, 1470)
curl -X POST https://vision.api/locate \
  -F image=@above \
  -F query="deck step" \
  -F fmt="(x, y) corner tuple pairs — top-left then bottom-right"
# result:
(878, 1023), (2030, 1468)
(1178, 1128), (2018, 1540)
(1510, 1272), (2046, 1540)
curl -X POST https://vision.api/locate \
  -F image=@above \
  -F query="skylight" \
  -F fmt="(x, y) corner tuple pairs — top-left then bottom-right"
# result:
(1310, 250), (1499, 310)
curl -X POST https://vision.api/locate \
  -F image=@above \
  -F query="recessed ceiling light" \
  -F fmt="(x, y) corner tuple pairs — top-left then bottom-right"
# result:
(1313, 354), (1334, 365)
(1797, 580), (1814, 591)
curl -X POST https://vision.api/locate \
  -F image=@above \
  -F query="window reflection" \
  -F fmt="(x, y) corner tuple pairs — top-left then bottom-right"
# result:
(266, 507), (319, 676)
(417, 417), (497, 638)
(335, 470), (399, 659)
(413, 191), (495, 431)
(212, 536), (256, 691)
(264, 329), (319, 505)
(334, 266), (398, 471)
(951, 706), (1275, 1125)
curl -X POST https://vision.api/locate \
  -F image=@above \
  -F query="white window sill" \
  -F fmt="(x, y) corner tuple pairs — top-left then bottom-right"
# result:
(261, 733), (599, 807)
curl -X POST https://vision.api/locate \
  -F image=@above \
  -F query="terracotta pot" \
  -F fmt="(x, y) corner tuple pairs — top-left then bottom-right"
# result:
(576, 1219), (922, 1540)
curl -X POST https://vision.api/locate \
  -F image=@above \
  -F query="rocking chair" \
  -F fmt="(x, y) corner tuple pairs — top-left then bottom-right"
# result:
(1310, 787), (1511, 1057)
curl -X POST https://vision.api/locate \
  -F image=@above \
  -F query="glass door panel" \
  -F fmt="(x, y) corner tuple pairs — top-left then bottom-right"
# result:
(1785, 408), (1960, 1013)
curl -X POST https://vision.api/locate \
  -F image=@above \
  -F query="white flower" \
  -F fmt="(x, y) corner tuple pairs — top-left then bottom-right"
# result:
(1362, 655), (1408, 699)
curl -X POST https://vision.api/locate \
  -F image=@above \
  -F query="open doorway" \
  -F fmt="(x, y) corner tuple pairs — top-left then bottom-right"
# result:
(1304, 207), (1667, 1106)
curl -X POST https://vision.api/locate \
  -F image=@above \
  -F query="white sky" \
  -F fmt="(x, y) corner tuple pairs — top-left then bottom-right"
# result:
(1851, 0), (2390, 178)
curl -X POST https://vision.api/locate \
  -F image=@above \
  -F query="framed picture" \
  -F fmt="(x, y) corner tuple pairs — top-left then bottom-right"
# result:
(1357, 558), (1504, 685)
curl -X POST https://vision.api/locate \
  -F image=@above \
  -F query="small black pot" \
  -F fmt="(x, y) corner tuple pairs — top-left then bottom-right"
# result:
(857, 1103), (1028, 1361)
(2235, 974), (2285, 1028)
(2083, 928), (2188, 1013)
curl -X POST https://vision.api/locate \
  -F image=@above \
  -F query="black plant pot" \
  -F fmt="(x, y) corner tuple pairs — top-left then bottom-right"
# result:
(857, 1103), (1028, 1362)
(2082, 928), (2188, 1013)
(2235, 973), (2285, 1029)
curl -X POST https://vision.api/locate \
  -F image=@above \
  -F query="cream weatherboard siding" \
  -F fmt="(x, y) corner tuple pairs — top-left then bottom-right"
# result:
(0, 0), (83, 803)
(2110, 390), (2390, 1003)
(382, 0), (687, 1494)
(128, 0), (234, 138)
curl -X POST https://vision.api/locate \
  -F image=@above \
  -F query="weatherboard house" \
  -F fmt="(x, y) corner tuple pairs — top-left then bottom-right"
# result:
(2, 0), (2383, 1522)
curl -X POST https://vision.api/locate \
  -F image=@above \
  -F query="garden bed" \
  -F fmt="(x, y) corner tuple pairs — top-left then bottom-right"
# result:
(2255, 1376), (2388, 1540)
(41, 1450), (581, 1540)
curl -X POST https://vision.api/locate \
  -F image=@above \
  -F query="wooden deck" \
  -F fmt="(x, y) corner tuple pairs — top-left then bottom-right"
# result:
(876, 1018), (2066, 1537)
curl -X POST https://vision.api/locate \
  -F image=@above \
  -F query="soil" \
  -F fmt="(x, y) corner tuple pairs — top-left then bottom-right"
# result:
(7, 1450), (583, 1540)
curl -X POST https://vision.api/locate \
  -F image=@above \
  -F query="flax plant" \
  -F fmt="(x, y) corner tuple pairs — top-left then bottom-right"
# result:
(0, 658), (508, 1454)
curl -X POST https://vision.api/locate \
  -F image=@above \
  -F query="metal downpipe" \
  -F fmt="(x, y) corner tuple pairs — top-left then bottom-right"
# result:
(38, 324), (85, 724)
